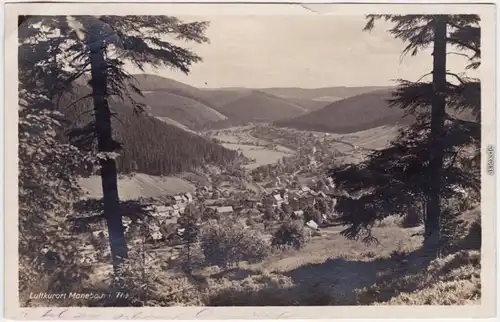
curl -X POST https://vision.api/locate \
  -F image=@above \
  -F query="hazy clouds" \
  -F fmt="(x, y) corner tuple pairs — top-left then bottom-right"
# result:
(126, 15), (476, 88)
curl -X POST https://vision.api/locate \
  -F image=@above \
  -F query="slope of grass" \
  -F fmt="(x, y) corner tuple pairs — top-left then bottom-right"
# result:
(139, 91), (227, 130)
(202, 207), (482, 306)
(200, 88), (251, 107)
(369, 250), (480, 305)
(132, 74), (205, 98)
(285, 97), (330, 111)
(215, 90), (308, 122)
(79, 173), (196, 200)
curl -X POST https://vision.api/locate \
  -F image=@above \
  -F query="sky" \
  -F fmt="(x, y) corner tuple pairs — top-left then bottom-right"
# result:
(125, 15), (476, 89)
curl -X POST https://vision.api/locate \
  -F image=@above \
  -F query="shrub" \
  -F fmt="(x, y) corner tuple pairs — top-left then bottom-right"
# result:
(19, 245), (93, 307)
(179, 243), (205, 274)
(200, 219), (271, 268)
(103, 249), (204, 307)
(205, 273), (296, 306)
(272, 220), (310, 250)
(371, 250), (481, 306)
(303, 207), (322, 225)
(441, 207), (481, 253)
(205, 271), (337, 306)
(401, 210), (423, 228)
(245, 217), (256, 227)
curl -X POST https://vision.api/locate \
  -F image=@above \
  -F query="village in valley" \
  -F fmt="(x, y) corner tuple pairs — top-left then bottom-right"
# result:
(74, 122), (397, 269)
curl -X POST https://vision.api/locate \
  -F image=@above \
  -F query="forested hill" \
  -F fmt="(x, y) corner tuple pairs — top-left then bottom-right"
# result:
(57, 85), (239, 176)
(274, 89), (414, 134)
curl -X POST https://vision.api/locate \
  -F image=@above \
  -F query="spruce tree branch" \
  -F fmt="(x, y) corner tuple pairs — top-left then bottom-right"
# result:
(109, 109), (126, 127)
(415, 71), (433, 83)
(447, 51), (472, 59)
(447, 20), (463, 30)
(73, 109), (95, 124)
(446, 37), (478, 54)
(445, 149), (461, 172)
(64, 94), (94, 110)
(54, 66), (92, 108)
(446, 72), (466, 85)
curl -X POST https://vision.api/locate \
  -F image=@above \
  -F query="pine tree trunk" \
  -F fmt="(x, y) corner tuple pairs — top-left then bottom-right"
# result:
(88, 34), (129, 269)
(425, 16), (448, 241)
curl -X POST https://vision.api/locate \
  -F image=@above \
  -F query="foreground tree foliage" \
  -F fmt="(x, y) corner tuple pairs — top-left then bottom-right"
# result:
(19, 15), (211, 272)
(329, 15), (480, 244)
(18, 19), (93, 301)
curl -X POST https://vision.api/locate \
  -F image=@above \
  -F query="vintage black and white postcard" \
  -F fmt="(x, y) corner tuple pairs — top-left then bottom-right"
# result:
(3, 1), (497, 319)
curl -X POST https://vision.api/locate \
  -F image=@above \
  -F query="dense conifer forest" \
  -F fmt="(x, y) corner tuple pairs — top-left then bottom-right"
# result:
(58, 85), (238, 176)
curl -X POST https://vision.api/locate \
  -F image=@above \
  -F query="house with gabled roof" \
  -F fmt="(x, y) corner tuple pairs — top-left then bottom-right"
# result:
(173, 195), (183, 205)
(240, 208), (251, 216)
(185, 192), (194, 203)
(273, 194), (284, 206)
(293, 210), (304, 218)
(245, 197), (260, 208)
(156, 205), (173, 214)
(306, 220), (319, 230)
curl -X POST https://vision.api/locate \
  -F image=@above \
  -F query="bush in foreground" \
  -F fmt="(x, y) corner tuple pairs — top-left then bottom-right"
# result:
(205, 271), (335, 306)
(200, 218), (271, 268)
(272, 220), (311, 250)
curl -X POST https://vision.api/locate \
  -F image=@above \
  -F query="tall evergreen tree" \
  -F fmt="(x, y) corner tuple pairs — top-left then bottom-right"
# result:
(19, 16), (209, 270)
(18, 16), (93, 298)
(329, 15), (480, 244)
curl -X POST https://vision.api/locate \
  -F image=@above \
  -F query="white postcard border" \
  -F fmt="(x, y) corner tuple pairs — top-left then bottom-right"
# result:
(3, 1), (497, 320)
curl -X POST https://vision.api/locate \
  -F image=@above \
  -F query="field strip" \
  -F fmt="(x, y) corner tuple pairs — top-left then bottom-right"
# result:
(355, 133), (395, 148)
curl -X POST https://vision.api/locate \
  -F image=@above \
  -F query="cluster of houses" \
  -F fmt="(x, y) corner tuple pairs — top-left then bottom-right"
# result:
(261, 185), (331, 209)
(195, 185), (233, 199)
(76, 148), (341, 264)
(146, 192), (195, 218)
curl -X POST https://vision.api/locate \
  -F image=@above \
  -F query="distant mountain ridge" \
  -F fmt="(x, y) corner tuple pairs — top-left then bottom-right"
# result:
(129, 74), (393, 131)
(258, 86), (393, 101)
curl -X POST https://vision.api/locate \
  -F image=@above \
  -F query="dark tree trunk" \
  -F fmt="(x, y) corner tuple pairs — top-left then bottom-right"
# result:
(425, 16), (448, 241)
(88, 31), (128, 269)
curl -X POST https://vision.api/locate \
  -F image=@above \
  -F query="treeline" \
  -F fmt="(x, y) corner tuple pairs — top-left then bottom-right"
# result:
(59, 85), (238, 176)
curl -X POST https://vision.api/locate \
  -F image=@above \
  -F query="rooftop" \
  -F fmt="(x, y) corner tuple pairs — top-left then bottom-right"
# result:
(216, 206), (234, 213)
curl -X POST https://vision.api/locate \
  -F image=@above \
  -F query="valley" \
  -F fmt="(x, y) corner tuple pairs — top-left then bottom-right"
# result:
(74, 121), (402, 270)
(18, 13), (483, 309)
(69, 74), (413, 277)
